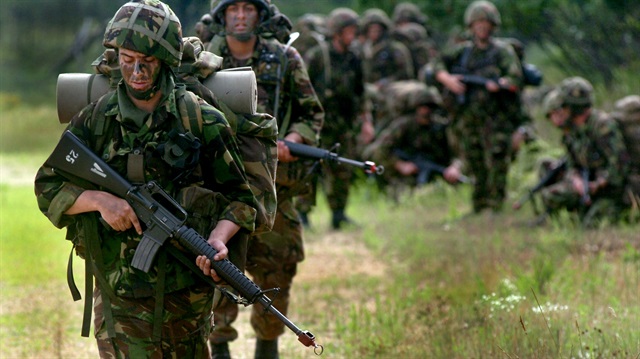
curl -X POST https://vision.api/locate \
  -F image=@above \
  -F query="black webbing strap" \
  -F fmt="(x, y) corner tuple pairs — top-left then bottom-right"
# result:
(153, 250), (167, 342)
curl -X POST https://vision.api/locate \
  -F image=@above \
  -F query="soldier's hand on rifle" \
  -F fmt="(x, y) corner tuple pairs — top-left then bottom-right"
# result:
(278, 133), (303, 163)
(443, 164), (462, 185)
(196, 219), (240, 281)
(65, 190), (142, 234)
(395, 160), (419, 176)
(359, 112), (375, 145)
(436, 71), (466, 95)
(571, 173), (589, 198)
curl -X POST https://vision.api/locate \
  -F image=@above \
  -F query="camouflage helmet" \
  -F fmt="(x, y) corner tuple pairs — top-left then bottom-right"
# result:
(558, 76), (594, 107)
(613, 95), (640, 122)
(392, 2), (428, 26)
(412, 85), (443, 108)
(103, 0), (183, 67)
(293, 13), (327, 36)
(392, 22), (428, 43)
(326, 8), (359, 37)
(542, 89), (564, 117)
(210, 0), (270, 25)
(361, 8), (393, 32)
(464, 1), (501, 27)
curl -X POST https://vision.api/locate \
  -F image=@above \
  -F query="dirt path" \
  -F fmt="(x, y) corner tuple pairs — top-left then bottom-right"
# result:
(227, 229), (387, 358)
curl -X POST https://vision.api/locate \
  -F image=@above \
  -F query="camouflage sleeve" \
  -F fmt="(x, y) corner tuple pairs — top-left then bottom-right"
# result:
(199, 101), (257, 232)
(34, 106), (96, 229)
(592, 116), (630, 188)
(496, 40), (523, 88)
(431, 42), (465, 74)
(283, 46), (324, 145)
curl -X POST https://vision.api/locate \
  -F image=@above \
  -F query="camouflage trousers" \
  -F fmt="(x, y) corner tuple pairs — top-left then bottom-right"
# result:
(540, 177), (626, 226)
(94, 285), (215, 359)
(210, 196), (303, 343)
(458, 114), (512, 212)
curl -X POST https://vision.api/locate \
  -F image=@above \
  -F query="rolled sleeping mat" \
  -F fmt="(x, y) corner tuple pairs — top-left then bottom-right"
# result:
(56, 67), (258, 123)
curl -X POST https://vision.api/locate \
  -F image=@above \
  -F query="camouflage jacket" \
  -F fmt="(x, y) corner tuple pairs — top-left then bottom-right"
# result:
(373, 113), (455, 174)
(35, 72), (257, 297)
(562, 110), (630, 191)
(360, 35), (414, 85)
(433, 37), (523, 107)
(304, 41), (365, 135)
(207, 36), (323, 145)
(207, 35), (324, 193)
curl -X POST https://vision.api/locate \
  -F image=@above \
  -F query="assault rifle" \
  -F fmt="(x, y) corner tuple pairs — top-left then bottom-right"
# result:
(512, 158), (567, 211)
(45, 131), (323, 355)
(284, 140), (384, 175)
(392, 149), (472, 185)
(454, 74), (519, 105)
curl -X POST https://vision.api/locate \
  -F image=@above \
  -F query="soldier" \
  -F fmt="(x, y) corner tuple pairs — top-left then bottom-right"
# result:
(364, 82), (464, 194)
(303, 8), (375, 229)
(391, 2), (438, 76)
(291, 13), (327, 57)
(204, 0), (324, 357)
(35, 1), (257, 357)
(432, 0), (523, 213)
(360, 8), (414, 87)
(540, 77), (630, 226)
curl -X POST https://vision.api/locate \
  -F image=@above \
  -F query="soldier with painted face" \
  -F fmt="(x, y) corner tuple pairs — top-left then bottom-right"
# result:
(433, 0), (523, 213)
(540, 77), (630, 226)
(204, 0), (324, 357)
(35, 1), (257, 357)
(303, 8), (375, 229)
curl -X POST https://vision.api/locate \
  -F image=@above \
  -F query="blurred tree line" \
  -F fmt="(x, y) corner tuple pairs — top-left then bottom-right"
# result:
(0, 0), (638, 101)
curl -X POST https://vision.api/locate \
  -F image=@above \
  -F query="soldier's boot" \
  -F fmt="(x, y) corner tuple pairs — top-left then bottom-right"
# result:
(299, 211), (311, 228)
(254, 338), (279, 359)
(211, 342), (231, 359)
(331, 209), (355, 229)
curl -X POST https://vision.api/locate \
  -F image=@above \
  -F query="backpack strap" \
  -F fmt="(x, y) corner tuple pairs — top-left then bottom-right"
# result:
(176, 85), (203, 139)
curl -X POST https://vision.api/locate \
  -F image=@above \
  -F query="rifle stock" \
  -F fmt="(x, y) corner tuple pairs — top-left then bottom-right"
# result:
(45, 131), (323, 353)
(284, 140), (384, 175)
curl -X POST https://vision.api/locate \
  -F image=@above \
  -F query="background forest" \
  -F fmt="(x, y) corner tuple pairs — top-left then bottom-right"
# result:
(1, 0), (639, 103)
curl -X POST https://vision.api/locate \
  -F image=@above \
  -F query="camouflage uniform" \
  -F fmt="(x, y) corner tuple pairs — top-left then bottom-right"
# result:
(205, 3), (324, 348)
(303, 8), (366, 228)
(360, 8), (414, 85)
(433, 1), (523, 212)
(391, 22), (439, 78)
(541, 110), (630, 223)
(365, 83), (456, 189)
(35, 2), (257, 357)
(540, 78), (630, 225)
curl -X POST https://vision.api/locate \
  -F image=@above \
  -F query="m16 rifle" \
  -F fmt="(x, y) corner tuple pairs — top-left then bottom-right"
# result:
(284, 140), (384, 175)
(392, 149), (472, 185)
(45, 131), (324, 355)
(512, 158), (567, 212)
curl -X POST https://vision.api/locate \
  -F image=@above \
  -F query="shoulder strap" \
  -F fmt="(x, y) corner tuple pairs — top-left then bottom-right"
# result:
(176, 86), (203, 139)
(90, 91), (117, 151)
(318, 41), (332, 92)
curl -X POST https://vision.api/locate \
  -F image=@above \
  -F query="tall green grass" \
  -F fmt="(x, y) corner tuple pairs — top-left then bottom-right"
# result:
(294, 184), (640, 358)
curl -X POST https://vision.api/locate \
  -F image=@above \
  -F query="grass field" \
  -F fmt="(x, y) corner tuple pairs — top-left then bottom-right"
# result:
(1, 91), (639, 358)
